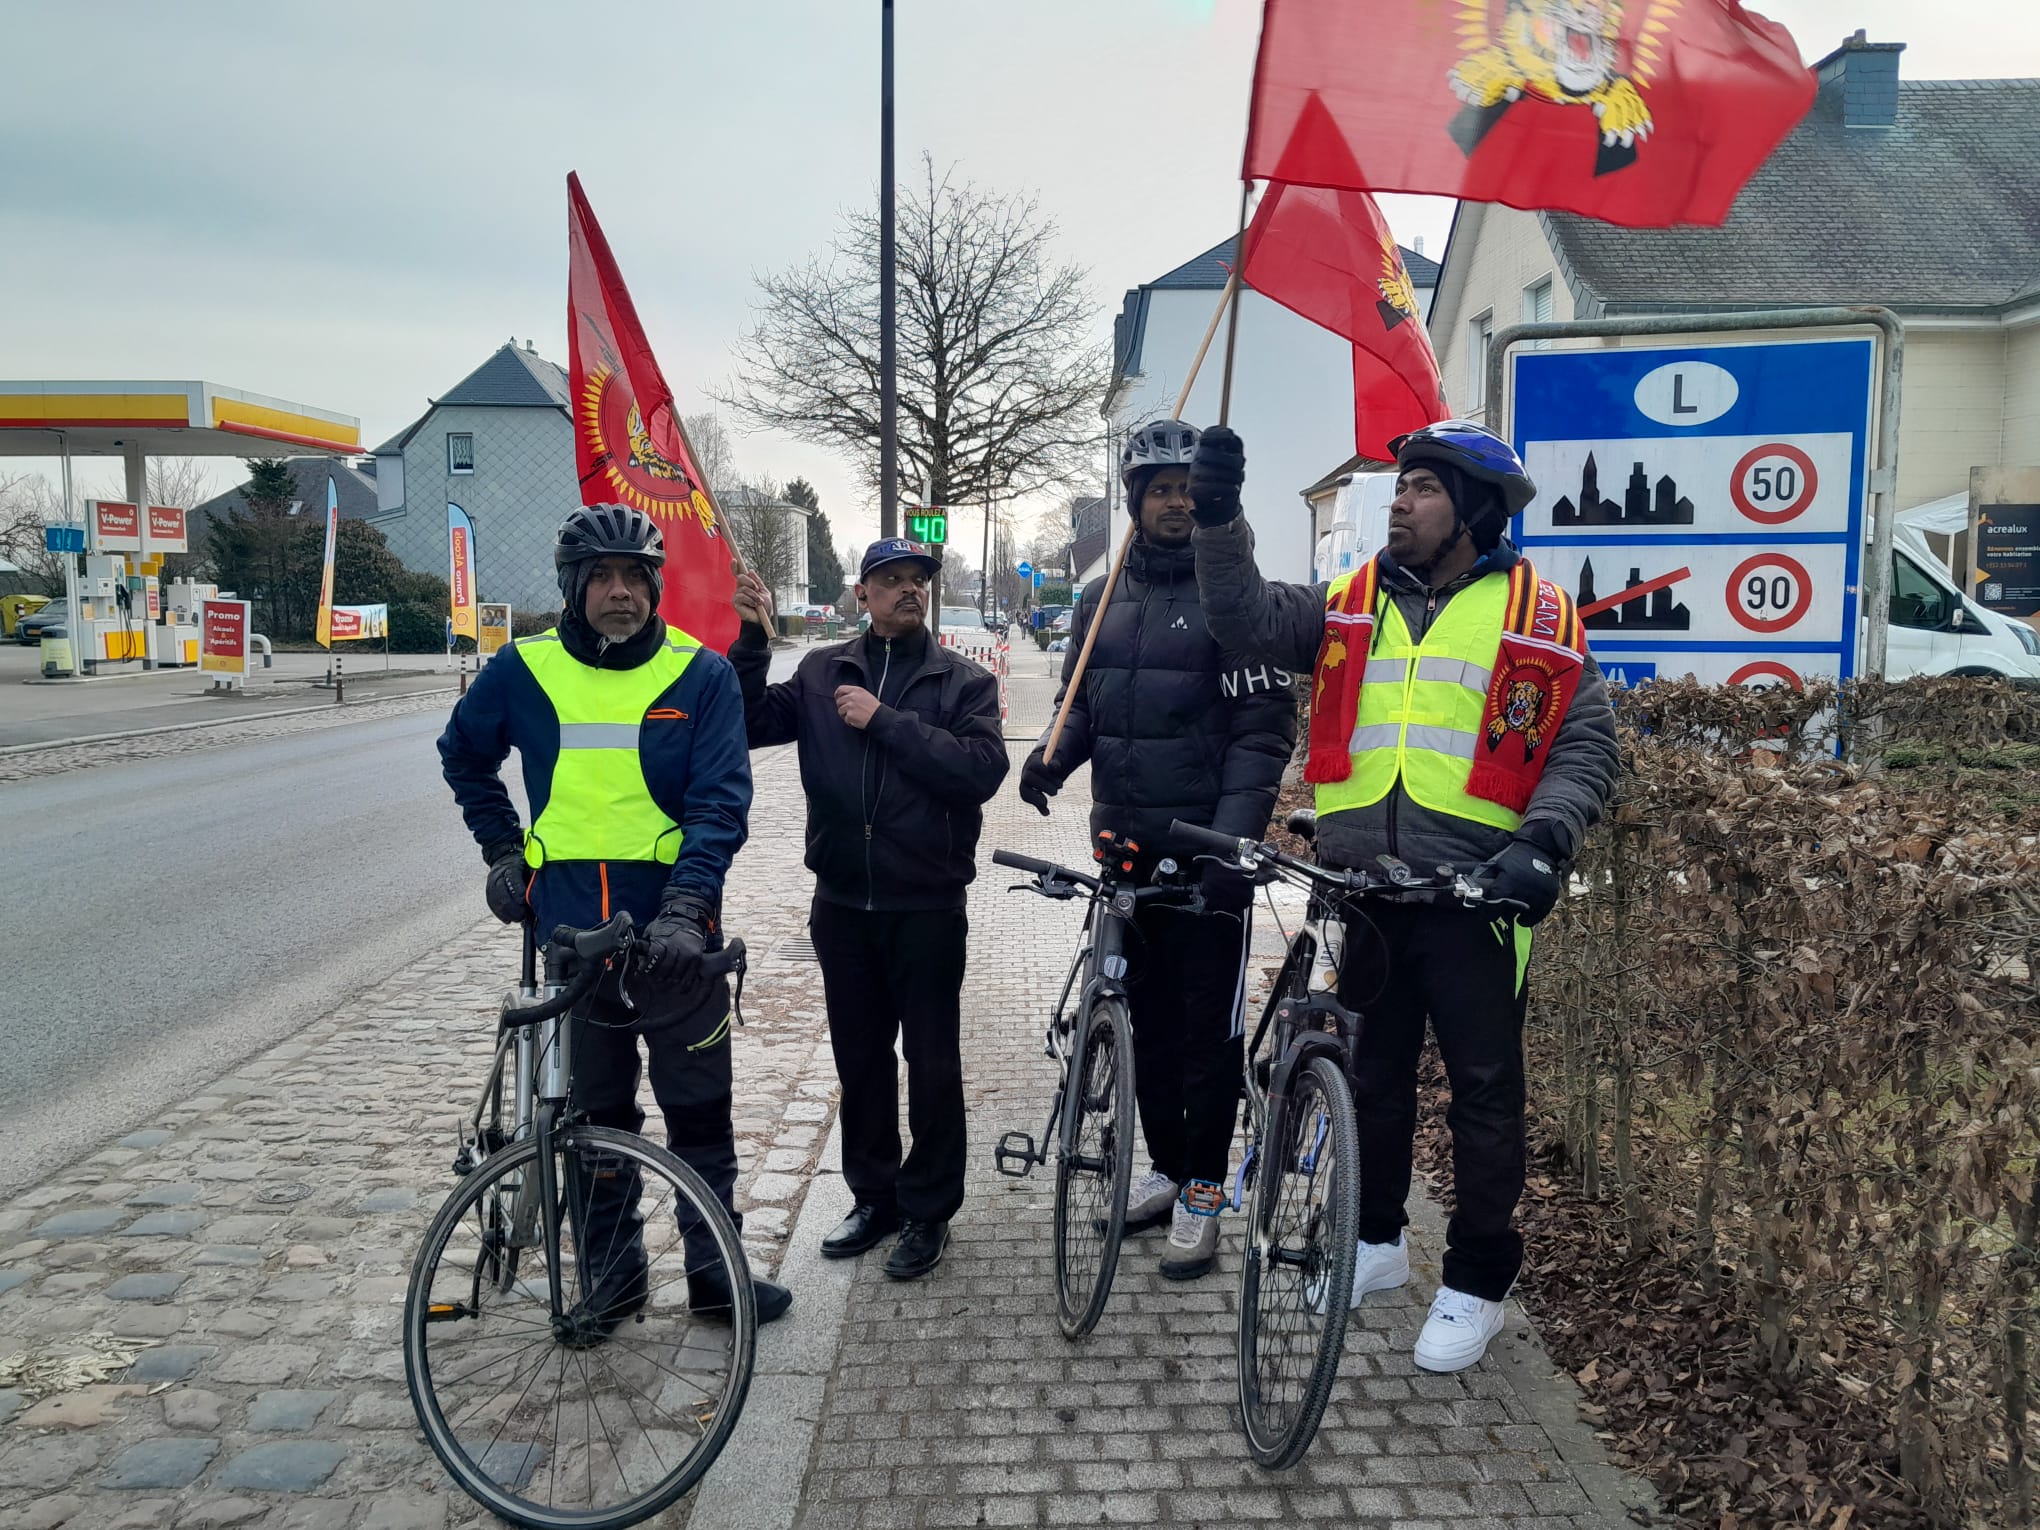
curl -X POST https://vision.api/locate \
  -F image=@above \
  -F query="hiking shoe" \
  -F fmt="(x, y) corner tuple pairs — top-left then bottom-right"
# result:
(1158, 1183), (1221, 1280)
(1349, 1233), (1411, 1308)
(1413, 1285), (1506, 1373)
(1122, 1169), (1180, 1234)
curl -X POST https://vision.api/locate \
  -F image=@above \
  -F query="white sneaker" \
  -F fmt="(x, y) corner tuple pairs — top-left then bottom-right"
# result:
(1413, 1285), (1507, 1373)
(1123, 1169), (1180, 1232)
(1159, 1196), (1219, 1280)
(1348, 1233), (1411, 1308)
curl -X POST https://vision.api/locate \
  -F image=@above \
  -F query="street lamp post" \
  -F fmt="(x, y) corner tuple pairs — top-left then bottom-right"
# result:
(878, 0), (898, 539)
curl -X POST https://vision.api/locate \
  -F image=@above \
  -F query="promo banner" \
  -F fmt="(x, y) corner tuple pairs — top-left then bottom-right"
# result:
(315, 477), (339, 648)
(328, 603), (388, 641)
(478, 602), (513, 657)
(448, 502), (478, 640)
(199, 598), (251, 676)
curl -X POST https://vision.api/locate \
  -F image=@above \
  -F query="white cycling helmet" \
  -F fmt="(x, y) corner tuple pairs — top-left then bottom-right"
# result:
(1119, 419), (1200, 490)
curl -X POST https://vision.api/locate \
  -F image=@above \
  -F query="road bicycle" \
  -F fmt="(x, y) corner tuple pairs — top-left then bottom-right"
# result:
(991, 830), (1198, 1338)
(403, 913), (752, 1530)
(1170, 813), (1516, 1470)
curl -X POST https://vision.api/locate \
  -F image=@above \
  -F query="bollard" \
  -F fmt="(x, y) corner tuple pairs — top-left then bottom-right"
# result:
(459, 651), (470, 695)
(334, 652), (345, 705)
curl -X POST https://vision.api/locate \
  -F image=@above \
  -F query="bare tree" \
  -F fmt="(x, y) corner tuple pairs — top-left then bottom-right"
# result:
(90, 456), (216, 509)
(719, 476), (807, 623)
(679, 413), (739, 499)
(0, 471), (70, 594)
(723, 156), (1110, 525)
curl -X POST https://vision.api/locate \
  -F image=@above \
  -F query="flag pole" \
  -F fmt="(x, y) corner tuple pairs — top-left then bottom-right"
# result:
(1042, 259), (1241, 764)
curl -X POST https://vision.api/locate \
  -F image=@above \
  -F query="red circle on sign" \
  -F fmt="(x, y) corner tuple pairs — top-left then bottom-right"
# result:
(1726, 660), (1804, 690)
(1731, 443), (1819, 524)
(1726, 554), (1814, 634)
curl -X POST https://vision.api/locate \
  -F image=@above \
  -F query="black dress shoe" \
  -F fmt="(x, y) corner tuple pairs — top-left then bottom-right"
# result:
(687, 1265), (793, 1325)
(821, 1202), (900, 1259)
(557, 1261), (648, 1349)
(883, 1218), (949, 1281)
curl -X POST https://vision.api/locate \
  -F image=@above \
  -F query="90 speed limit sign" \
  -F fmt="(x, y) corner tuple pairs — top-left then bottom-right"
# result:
(1726, 552), (1814, 634)
(1731, 443), (1819, 525)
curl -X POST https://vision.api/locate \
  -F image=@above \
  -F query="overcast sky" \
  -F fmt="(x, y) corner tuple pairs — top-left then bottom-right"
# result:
(3, 0), (2036, 556)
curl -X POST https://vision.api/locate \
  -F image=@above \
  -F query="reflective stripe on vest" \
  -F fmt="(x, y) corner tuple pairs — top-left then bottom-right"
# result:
(1315, 573), (1523, 833)
(518, 628), (701, 867)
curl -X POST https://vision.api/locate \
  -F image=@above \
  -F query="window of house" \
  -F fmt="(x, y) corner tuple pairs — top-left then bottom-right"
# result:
(1466, 312), (1494, 410)
(447, 433), (475, 474)
(1523, 277), (1554, 349)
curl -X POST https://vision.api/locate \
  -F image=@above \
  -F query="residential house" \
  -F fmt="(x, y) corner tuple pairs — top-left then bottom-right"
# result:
(1106, 234), (1440, 583)
(1066, 494), (1110, 588)
(1427, 34), (2040, 523)
(716, 483), (811, 616)
(368, 340), (576, 616)
(187, 456), (380, 552)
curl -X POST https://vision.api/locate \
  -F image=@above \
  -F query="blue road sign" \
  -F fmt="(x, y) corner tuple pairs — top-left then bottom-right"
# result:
(1509, 335), (1876, 690)
(45, 524), (86, 554)
(1016, 560), (1033, 580)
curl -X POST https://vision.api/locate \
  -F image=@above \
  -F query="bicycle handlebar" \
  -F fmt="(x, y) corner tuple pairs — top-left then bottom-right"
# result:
(991, 849), (1060, 879)
(499, 914), (748, 1030)
(1167, 819), (1520, 914)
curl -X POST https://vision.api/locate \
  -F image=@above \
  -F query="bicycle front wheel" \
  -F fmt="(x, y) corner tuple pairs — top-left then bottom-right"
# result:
(404, 1125), (755, 1530)
(1053, 996), (1136, 1339)
(1236, 1053), (1359, 1469)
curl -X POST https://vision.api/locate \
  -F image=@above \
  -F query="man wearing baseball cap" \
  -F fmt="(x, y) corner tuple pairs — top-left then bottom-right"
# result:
(727, 538), (1007, 1279)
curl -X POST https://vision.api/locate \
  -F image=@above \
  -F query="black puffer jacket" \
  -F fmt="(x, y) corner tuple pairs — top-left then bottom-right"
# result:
(730, 624), (1008, 912)
(1028, 538), (1296, 863)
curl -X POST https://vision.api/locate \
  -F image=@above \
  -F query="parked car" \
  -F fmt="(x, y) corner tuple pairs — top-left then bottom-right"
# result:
(1050, 610), (1075, 633)
(937, 607), (987, 631)
(16, 602), (69, 645)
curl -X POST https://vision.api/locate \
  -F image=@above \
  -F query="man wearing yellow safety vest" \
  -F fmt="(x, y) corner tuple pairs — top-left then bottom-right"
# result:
(1187, 421), (1618, 1374)
(439, 502), (792, 1338)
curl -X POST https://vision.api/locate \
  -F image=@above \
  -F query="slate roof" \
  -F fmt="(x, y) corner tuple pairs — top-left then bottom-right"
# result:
(372, 342), (572, 454)
(186, 457), (380, 542)
(1069, 494), (1111, 578)
(1546, 78), (2040, 313)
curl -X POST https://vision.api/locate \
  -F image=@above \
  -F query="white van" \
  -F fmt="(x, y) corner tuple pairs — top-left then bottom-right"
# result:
(1888, 504), (2040, 681)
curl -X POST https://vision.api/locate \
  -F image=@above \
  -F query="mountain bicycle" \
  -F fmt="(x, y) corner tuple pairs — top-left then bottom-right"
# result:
(990, 830), (1198, 1338)
(1170, 814), (1518, 1470)
(403, 913), (752, 1530)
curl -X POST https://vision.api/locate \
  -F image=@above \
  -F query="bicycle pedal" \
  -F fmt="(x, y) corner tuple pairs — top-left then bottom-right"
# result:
(994, 1131), (1039, 1177)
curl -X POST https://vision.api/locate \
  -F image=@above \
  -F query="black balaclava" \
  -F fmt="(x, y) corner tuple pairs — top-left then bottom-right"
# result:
(558, 556), (666, 669)
(1407, 456), (1507, 559)
(1124, 465), (1159, 524)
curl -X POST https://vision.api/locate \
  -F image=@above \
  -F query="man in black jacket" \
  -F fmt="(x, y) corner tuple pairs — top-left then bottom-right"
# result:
(728, 540), (1008, 1280)
(1019, 420), (1296, 1280)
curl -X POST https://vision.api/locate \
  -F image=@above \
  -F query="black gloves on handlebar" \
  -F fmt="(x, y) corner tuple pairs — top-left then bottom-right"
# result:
(1472, 825), (1568, 926)
(1018, 753), (1061, 816)
(1189, 426), (1247, 527)
(484, 838), (529, 925)
(644, 891), (716, 987)
(1198, 858), (1255, 915)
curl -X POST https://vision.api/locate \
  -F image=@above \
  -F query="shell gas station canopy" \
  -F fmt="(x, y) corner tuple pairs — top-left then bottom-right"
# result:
(0, 379), (362, 461)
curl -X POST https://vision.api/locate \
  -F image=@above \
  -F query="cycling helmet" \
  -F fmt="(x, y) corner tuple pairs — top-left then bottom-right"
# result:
(1119, 419), (1200, 489)
(1387, 420), (1536, 515)
(555, 502), (666, 571)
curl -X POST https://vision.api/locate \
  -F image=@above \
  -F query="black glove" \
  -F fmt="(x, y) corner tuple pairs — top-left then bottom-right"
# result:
(1189, 425), (1247, 527)
(1198, 857), (1254, 915)
(483, 839), (529, 924)
(643, 891), (715, 987)
(1472, 830), (1566, 926)
(1018, 753), (1061, 816)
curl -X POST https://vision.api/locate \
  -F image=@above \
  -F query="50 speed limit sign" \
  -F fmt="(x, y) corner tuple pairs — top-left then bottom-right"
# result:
(1726, 553), (1814, 633)
(1732, 443), (1819, 525)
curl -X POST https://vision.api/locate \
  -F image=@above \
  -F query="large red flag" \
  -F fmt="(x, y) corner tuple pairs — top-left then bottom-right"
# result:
(1243, 0), (1814, 228)
(1241, 183), (1448, 462)
(567, 173), (738, 651)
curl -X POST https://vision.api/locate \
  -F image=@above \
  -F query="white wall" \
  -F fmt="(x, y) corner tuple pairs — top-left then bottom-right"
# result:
(2001, 322), (2040, 467)
(1898, 328), (2009, 509)
(1431, 204), (1577, 424)
(1111, 286), (1353, 585)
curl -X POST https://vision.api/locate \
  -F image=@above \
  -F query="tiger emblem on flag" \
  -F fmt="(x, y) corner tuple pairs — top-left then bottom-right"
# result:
(1449, 0), (1678, 150)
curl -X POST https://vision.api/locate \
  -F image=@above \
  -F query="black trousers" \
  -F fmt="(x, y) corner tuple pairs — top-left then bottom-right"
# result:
(1127, 902), (1250, 1190)
(571, 975), (739, 1277)
(1338, 901), (1530, 1302)
(809, 898), (968, 1224)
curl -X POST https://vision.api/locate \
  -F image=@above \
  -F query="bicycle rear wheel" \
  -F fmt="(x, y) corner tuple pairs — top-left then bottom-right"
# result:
(404, 1125), (755, 1530)
(1236, 1053), (1359, 1469)
(1053, 997), (1136, 1339)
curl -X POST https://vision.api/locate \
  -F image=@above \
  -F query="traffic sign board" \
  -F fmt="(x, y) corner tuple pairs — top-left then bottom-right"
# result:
(907, 510), (948, 545)
(1510, 335), (1874, 687)
(45, 524), (85, 554)
(1016, 560), (1033, 579)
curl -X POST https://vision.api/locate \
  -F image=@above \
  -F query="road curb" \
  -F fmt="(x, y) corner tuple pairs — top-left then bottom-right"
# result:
(0, 687), (459, 756)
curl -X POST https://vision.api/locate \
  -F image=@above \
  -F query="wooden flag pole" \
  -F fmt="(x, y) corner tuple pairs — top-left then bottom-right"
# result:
(1043, 186), (1252, 764)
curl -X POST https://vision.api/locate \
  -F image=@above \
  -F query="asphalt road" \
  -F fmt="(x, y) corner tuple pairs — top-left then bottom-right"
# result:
(0, 704), (496, 1199)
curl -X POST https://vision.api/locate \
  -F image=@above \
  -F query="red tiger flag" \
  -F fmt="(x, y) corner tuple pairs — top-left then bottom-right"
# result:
(567, 172), (738, 651)
(1241, 183), (1447, 462)
(1244, 0), (1814, 228)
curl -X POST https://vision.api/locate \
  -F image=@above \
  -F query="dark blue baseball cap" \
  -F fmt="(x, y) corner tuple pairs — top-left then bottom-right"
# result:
(859, 538), (940, 579)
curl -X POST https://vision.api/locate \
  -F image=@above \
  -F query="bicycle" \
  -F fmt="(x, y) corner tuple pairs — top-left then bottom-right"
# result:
(990, 830), (1198, 1338)
(403, 913), (754, 1530)
(1169, 813), (1516, 1470)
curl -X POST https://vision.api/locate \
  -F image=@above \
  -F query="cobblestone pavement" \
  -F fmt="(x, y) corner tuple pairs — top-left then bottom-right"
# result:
(0, 659), (1650, 1529)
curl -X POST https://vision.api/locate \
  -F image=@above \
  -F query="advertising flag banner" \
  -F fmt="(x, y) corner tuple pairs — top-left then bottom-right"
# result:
(568, 172), (739, 651)
(448, 502), (478, 640)
(1243, 0), (1814, 228)
(1241, 182), (1448, 461)
(316, 477), (339, 648)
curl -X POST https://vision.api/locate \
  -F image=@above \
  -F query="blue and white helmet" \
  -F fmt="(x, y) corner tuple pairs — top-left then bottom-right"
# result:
(1387, 419), (1537, 515)
(1119, 419), (1201, 490)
